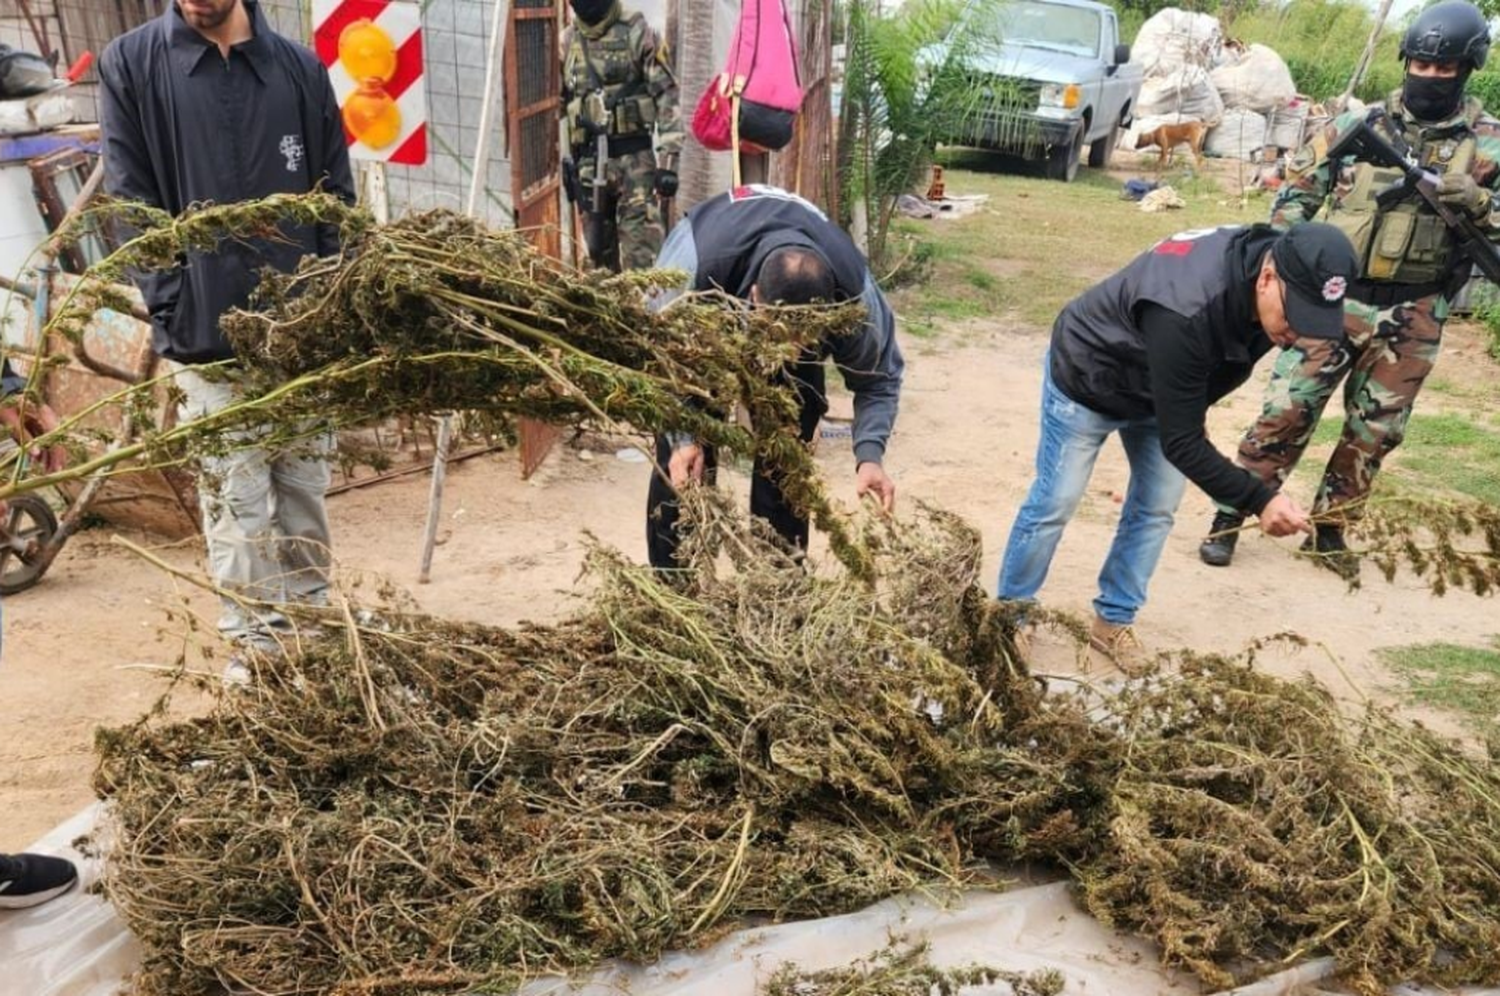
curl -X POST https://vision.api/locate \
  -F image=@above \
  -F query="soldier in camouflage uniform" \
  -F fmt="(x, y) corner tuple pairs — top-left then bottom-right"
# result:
(1198, 0), (1500, 576)
(562, 0), (682, 272)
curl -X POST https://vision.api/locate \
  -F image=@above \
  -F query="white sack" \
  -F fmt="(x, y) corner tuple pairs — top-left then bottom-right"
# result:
(1135, 66), (1224, 124)
(1205, 107), (1270, 159)
(1211, 43), (1298, 113)
(1132, 8), (1223, 75)
(1265, 101), (1310, 151)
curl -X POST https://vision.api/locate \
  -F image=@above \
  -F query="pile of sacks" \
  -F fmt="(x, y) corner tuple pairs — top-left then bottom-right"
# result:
(1126, 8), (1308, 163)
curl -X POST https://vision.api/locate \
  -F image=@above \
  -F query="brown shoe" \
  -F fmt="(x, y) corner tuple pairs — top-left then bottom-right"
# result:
(1003, 624), (1032, 665)
(1088, 616), (1152, 676)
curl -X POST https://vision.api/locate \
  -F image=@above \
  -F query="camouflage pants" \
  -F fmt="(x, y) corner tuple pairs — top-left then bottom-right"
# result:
(579, 148), (663, 272)
(1222, 292), (1446, 519)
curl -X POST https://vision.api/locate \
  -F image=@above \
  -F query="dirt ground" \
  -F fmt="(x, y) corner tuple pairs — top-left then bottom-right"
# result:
(3, 311), (1497, 851)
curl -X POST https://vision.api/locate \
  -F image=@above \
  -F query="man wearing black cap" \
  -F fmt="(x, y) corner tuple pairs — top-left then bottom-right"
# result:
(1198, 0), (1500, 573)
(644, 185), (904, 569)
(999, 223), (1358, 671)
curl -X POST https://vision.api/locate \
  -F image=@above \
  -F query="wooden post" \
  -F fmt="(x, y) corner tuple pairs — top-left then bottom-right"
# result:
(361, 162), (390, 223)
(416, 415), (452, 584)
(467, 0), (511, 216)
(417, 0), (510, 584)
(1336, 0), (1396, 113)
(676, 0), (722, 208)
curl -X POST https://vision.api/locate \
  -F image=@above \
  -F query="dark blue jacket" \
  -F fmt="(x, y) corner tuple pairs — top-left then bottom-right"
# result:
(99, 0), (355, 364)
(656, 186), (904, 466)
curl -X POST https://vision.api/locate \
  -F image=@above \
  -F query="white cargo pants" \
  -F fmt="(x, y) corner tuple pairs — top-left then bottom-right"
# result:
(173, 365), (334, 651)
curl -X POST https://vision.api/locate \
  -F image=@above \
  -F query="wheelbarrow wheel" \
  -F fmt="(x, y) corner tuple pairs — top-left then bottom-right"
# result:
(0, 495), (60, 595)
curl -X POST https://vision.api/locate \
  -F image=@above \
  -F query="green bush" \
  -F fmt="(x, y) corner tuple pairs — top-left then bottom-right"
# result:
(1466, 71), (1500, 114)
(1228, 0), (1407, 102)
(1473, 299), (1500, 361)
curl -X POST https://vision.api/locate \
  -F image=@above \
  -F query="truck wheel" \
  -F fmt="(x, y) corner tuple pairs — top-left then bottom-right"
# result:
(1045, 132), (1082, 182)
(1087, 121), (1120, 168)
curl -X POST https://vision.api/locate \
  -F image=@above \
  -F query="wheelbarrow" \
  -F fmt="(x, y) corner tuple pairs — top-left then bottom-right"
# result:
(0, 261), (200, 594)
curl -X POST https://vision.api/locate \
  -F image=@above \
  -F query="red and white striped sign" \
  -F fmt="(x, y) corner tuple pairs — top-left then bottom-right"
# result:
(312, 0), (428, 166)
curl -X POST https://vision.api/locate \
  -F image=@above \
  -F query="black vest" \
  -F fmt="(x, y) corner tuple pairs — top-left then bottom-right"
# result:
(1050, 225), (1275, 419)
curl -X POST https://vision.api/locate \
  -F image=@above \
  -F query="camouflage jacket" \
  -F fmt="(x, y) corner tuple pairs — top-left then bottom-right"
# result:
(562, 3), (681, 164)
(1272, 91), (1500, 284)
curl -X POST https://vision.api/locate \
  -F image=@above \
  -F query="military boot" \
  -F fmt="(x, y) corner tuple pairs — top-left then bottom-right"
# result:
(1198, 511), (1245, 567)
(1301, 523), (1360, 581)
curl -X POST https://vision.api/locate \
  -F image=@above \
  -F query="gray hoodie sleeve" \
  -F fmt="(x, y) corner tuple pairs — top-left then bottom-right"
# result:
(651, 221), (699, 450)
(829, 274), (904, 466)
(650, 220), (699, 311)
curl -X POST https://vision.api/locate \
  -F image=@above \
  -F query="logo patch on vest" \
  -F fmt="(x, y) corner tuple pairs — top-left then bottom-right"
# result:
(1322, 275), (1347, 302)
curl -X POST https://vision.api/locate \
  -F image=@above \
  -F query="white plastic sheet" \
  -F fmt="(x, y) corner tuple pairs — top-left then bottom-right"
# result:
(1211, 44), (1297, 114)
(10, 806), (1500, 995)
(7, 806), (1201, 996)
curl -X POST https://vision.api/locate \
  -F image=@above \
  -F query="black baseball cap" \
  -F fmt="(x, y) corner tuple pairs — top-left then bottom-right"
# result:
(1270, 224), (1358, 340)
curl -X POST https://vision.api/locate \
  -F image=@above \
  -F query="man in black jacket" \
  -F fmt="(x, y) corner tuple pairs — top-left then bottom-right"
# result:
(998, 224), (1357, 671)
(645, 185), (904, 568)
(99, 0), (354, 676)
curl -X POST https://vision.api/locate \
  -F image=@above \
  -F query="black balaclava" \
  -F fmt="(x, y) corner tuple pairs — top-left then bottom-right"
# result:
(1403, 65), (1468, 122)
(570, 0), (614, 26)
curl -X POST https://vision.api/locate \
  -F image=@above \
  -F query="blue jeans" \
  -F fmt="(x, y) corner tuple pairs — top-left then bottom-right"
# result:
(999, 358), (1187, 625)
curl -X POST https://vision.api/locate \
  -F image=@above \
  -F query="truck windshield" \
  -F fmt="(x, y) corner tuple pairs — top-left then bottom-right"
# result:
(976, 2), (1101, 58)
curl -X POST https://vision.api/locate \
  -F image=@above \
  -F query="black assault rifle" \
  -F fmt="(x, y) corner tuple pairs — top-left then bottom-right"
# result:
(1325, 108), (1500, 286)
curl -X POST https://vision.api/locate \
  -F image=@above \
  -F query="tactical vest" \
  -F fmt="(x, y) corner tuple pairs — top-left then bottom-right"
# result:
(563, 14), (656, 151)
(1323, 115), (1479, 285)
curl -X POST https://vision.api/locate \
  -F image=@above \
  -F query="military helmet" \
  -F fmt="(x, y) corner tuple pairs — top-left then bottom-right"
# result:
(1400, 0), (1491, 71)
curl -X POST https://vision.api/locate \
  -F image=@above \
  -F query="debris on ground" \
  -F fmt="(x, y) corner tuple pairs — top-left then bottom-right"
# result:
(761, 941), (1066, 996)
(1139, 186), (1186, 212)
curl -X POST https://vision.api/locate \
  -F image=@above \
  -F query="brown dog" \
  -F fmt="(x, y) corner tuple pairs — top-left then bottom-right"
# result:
(1135, 121), (1208, 172)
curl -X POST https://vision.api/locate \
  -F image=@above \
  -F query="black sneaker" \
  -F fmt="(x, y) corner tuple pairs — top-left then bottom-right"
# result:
(1301, 524), (1360, 581)
(1198, 512), (1245, 567)
(0, 853), (78, 909)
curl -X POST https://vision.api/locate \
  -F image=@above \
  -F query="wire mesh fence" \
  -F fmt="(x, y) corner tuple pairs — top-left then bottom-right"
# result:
(0, 0), (521, 226)
(2, 0), (839, 227)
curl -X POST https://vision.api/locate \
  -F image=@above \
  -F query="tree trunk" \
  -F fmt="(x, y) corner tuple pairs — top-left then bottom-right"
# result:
(1337, 0), (1396, 113)
(675, 0), (721, 211)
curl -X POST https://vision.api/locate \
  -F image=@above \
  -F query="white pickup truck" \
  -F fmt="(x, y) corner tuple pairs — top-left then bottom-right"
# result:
(936, 0), (1144, 182)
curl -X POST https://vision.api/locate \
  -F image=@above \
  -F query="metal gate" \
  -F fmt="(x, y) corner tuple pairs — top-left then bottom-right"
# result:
(507, 0), (562, 259)
(506, 0), (563, 477)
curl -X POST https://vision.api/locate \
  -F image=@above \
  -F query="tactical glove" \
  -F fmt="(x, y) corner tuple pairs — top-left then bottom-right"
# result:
(1436, 171), (1492, 219)
(654, 169), (679, 199)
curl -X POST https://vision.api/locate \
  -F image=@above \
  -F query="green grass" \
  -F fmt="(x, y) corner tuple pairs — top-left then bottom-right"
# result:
(1378, 639), (1500, 738)
(1283, 404), (1500, 505)
(889, 158), (1254, 334)
(1392, 413), (1500, 506)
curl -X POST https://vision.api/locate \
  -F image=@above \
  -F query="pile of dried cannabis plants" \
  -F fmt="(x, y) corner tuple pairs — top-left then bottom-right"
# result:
(94, 497), (1500, 996)
(7, 196), (871, 571)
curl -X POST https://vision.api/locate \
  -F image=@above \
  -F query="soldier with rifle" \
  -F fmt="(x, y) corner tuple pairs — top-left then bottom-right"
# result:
(560, 0), (682, 272)
(1198, 0), (1500, 575)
